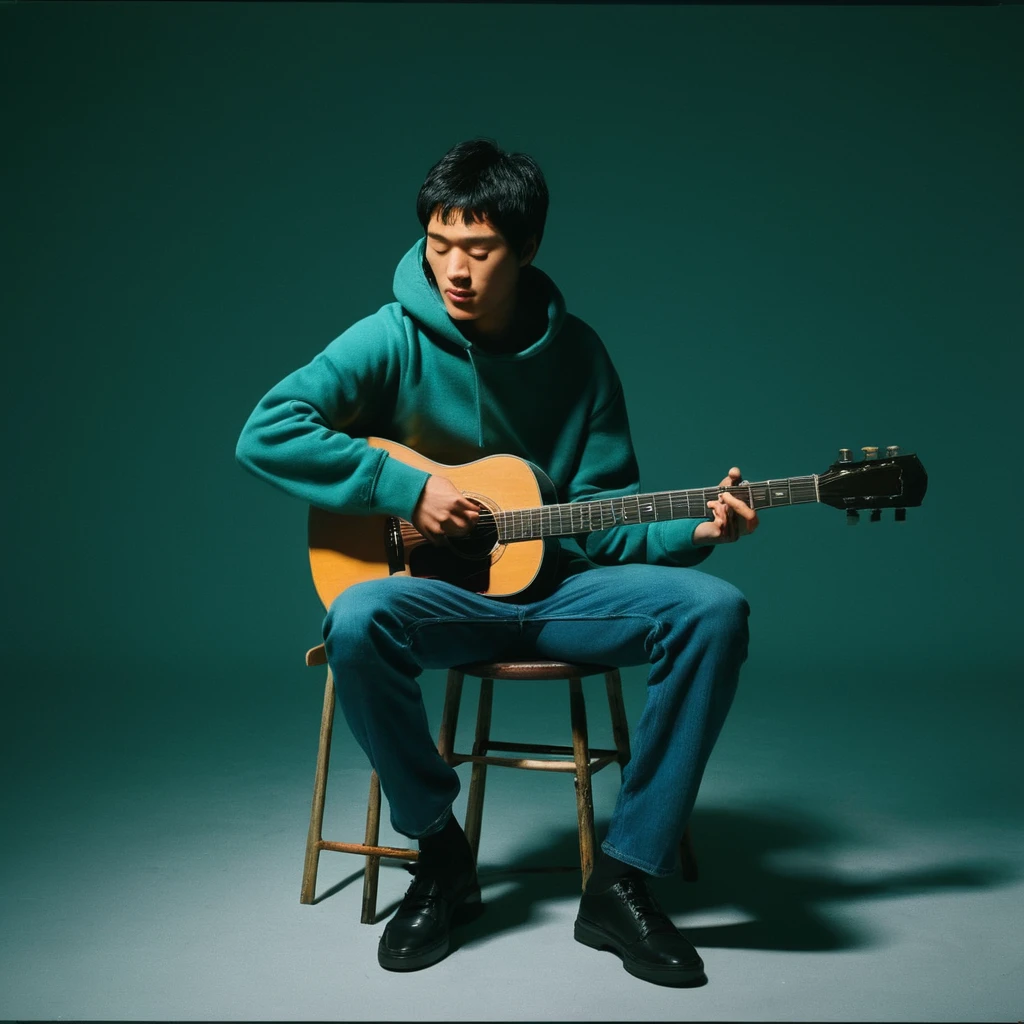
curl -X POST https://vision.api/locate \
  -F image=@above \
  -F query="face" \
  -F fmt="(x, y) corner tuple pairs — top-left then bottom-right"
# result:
(423, 207), (537, 335)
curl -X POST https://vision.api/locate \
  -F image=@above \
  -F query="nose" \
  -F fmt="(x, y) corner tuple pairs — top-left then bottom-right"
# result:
(446, 251), (471, 285)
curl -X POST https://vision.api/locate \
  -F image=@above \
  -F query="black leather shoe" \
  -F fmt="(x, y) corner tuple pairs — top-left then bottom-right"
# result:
(377, 855), (481, 971)
(574, 876), (706, 986)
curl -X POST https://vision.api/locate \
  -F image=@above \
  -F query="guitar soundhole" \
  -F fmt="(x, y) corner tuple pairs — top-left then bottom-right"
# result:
(447, 513), (499, 560)
(405, 498), (502, 592)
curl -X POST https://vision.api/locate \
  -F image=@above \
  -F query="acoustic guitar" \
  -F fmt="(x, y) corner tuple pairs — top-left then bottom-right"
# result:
(308, 438), (928, 608)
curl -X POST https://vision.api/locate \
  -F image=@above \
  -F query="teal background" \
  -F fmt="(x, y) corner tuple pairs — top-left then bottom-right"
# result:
(2, 3), (1021, 1020)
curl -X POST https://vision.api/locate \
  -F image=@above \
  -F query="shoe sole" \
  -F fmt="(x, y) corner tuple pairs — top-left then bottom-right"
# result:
(377, 887), (482, 972)
(573, 917), (706, 987)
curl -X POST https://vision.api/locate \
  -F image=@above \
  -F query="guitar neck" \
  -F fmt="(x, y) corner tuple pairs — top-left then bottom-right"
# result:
(494, 475), (820, 542)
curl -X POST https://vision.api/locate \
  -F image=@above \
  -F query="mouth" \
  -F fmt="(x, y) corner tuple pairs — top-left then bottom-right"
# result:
(447, 289), (474, 303)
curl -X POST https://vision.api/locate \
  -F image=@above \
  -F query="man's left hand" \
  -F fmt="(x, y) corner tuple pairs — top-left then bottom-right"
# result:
(692, 467), (760, 546)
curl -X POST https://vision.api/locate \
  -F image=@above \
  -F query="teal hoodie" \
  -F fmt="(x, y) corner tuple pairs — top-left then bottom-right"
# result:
(235, 237), (711, 589)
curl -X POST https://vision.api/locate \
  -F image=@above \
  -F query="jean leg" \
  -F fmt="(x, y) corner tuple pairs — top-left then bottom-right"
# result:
(322, 575), (521, 839)
(522, 563), (749, 876)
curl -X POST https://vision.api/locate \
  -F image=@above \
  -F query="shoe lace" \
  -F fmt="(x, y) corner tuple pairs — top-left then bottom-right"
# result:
(400, 871), (442, 911)
(616, 876), (677, 936)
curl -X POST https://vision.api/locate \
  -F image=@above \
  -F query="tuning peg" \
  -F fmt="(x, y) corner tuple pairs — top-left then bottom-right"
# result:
(846, 509), (860, 526)
(886, 445), (900, 458)
(838, 448), (852, 463)
(895, 508), (906, 522)
(870, 509), (881, 523)
(861, 446), (879, 460)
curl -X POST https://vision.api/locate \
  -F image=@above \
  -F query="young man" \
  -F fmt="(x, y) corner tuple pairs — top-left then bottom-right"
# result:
(235, 138), (758, 986)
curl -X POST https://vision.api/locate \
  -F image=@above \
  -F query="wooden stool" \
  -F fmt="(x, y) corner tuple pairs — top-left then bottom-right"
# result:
(299, 645), (698, 924)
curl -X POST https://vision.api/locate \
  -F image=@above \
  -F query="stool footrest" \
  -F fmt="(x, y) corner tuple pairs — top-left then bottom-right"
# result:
(486, 741), (618, 758)
(452, 752), (619, 773)
(319, 840), (418, 860)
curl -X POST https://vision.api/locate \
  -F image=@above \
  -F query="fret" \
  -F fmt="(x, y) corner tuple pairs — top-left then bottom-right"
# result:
(748, 486), (769, 510)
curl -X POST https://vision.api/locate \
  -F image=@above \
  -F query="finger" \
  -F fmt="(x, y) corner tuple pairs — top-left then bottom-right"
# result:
(723, 496), (760, 535)
(716, 505), (729, 533)
(719, 491), (756, 520)
(706, 500), (725, 535)
(726, 508), (738, 542)
(440, 516), (465, 535)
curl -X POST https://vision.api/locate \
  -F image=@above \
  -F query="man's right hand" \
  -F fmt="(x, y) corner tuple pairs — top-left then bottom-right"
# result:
(411, 475), (480, 545)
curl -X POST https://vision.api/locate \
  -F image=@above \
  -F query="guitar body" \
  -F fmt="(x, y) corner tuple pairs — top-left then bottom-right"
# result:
(308, 438), (558, 609)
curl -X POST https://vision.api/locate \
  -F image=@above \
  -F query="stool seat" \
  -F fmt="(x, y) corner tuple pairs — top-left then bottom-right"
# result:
(455, 661), (615, 680)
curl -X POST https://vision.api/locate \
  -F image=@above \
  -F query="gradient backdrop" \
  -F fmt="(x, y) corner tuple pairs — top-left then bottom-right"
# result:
(2, 3), (1021, 1021)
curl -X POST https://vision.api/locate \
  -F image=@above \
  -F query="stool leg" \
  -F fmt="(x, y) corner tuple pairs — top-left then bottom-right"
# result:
(301, 667), (335, 905)
(437, 670), (464, 763)
(568, 677), (597, 890)
(464, 678), (493, 863)
(604, 670), (632, 768)
(360, 771), (383, 923)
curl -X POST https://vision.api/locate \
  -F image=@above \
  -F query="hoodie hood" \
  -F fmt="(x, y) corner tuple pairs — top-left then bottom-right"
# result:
(392, 237), (567, 359)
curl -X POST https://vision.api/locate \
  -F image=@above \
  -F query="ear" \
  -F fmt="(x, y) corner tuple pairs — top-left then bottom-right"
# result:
(518, 235), (539, 267)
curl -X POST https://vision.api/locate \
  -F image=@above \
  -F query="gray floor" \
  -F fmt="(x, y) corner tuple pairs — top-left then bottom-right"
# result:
(2, 653), (1021, 1022)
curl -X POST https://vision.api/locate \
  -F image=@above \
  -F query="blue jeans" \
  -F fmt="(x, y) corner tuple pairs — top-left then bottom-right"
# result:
(322, 562), (749, 877)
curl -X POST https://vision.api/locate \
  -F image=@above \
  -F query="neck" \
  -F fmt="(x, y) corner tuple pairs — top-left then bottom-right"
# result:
(493, 475), (821, 542)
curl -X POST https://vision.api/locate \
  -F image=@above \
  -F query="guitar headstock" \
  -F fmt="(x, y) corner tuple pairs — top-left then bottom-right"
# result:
(818, 447), (927, 523)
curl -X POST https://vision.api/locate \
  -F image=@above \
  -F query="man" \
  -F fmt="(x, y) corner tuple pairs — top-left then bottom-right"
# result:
(235, 138), (758, 986)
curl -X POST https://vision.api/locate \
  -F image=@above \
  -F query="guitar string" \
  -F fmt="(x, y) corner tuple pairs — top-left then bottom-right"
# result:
(468, 479), (823, 541)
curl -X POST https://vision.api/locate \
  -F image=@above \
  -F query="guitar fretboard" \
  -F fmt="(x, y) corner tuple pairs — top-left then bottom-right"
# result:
(492, 476), (820, 542)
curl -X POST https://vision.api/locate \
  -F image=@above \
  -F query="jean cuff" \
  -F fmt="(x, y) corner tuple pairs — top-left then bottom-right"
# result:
(395, 802), (453, 841)
(600, 839), (677, 878)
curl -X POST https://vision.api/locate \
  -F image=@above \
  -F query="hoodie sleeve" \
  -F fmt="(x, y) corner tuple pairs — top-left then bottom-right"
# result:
(234, 313), (430, 520)
(564, 362), (713, 570)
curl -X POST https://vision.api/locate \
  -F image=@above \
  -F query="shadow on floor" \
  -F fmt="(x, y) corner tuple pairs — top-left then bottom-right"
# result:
(355, 802), (1015, 955)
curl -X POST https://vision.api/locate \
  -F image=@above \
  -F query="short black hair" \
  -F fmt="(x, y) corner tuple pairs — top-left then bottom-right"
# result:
(416, 138), (549, 258)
